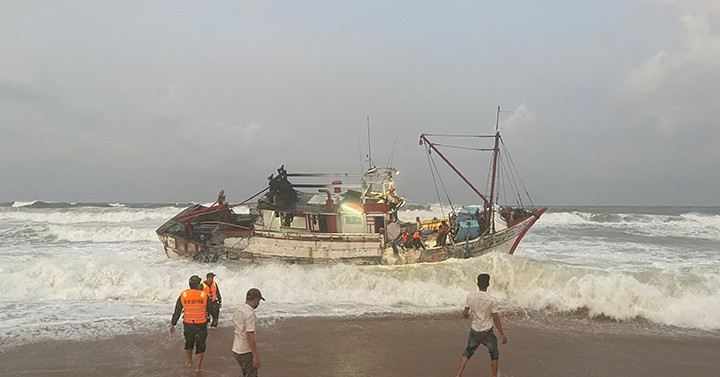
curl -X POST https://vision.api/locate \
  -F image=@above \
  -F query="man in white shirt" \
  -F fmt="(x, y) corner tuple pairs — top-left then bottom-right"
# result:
(232, 288), (265, 377)
(455, 273), (507, 377)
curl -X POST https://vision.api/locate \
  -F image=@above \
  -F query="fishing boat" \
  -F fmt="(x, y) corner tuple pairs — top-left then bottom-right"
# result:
(156, 108), (546, 264)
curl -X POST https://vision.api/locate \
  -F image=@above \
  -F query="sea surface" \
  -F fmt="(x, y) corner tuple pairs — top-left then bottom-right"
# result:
(1, 201), (719, 351)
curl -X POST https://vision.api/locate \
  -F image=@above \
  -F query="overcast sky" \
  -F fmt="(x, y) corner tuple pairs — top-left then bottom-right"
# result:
(1, 1), (719, 206)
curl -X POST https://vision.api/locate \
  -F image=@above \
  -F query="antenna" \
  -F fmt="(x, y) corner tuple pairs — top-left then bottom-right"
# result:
(386, 136), (398, 168)
(366, 115), (376, 171)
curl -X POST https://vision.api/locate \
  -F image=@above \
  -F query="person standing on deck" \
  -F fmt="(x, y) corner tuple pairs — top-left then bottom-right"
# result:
(202, 272), (222, 328)
(233, 288), (265, 377)
(213, 190), (226, 206)
(170, 275), (211, 372)
(412, 230), (426, 249)
(455, 273), (507, 377)
(436, 220), (450, 246)
(386, 216), (402, 254)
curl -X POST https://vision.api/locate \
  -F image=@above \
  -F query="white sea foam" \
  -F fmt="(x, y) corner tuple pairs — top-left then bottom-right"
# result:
(537, 210), (720, 241)
(0, 207), (181, 224)
(45, 224), (156, 243)
(2, 204), (720, 350)
(11, 200), (38, 208)
(4, 249), (720, 330)
(536, 211), (591, 226)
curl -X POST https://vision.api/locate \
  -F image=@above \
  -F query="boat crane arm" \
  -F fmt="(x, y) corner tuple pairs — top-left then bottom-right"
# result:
(419, 134), (491, 208)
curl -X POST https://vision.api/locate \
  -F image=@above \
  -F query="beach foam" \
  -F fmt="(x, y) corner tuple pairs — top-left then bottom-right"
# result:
(1, 204), (720, 350)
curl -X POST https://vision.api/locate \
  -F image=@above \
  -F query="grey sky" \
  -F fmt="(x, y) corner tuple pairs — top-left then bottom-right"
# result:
(1, 1), (718, 205)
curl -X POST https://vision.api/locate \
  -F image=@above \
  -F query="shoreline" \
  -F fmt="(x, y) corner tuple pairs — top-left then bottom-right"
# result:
(3, 313), (720, 377)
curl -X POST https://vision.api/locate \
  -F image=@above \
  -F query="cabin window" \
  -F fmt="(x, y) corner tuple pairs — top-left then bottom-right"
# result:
(342, 215), (365, 233)
(374, 216), (385, 233)
(319, 215), (329, 232)
(281, 213), (307, 229)
(344, 215), (362, 225)
(168, 223), (182, 235)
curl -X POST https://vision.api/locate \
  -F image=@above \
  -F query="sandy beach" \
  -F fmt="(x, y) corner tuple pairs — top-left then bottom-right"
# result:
(3, 313), (719, 377)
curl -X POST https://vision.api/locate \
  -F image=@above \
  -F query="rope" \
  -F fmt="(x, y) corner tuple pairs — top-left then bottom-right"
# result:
(430, 150), (455, 216)
(430, 143), (494, 152)
(233, 186), (270, 206)
(385, 137), (398, 168)
(500, 137), (536, 210)
(425, 144), (446, 218)
(422, 133), (495, 138)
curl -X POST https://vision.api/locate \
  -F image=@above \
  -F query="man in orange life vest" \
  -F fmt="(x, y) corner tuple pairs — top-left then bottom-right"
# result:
(170, 275), (212, 372)
(412, 230), (426, 249)
(203, 272), (223, 327)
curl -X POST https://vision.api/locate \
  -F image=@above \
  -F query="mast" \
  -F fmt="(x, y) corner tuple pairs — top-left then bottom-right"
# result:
(488, 106), (501, 232)
(366, 115), (376, 171)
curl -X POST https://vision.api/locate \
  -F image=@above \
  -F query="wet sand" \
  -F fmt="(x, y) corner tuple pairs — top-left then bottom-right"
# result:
(2, 314), (719, 377)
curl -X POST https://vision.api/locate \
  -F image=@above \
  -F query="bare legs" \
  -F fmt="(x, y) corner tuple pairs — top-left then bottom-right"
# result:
(455, 356), (469, 377)
(455, 356), (499, 377)
(195, 352), (204, 372)
(185, 350), (193, 368)
(185, 350), (205, 372)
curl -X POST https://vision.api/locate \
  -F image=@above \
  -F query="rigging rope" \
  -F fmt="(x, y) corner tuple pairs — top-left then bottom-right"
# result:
(234, 186), (270, 206)
(501, 146), (524, 208)
(424, 144), (451, 218)
(431, 149), (456, 216)
(424, 144), (444, 214)
(499, 138), (536, 210)
(422, 133), (495, 138)
(385, 137), (398, 168)
(430, 143), (494, 152)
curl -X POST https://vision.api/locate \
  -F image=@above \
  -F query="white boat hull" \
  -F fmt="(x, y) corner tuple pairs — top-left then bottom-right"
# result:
(158, 209), (544, 265)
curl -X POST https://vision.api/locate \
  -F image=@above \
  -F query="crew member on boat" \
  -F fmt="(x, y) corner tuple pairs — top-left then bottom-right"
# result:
(437, 221), (450, 246)
(412, 230), (426, 250)
(213, 190), (226, 207)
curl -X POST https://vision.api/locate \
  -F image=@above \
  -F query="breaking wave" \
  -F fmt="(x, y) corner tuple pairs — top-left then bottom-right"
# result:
(1, 203), (720, 350)
(5, 200), (190, 209)
(538, 209), (720, 240)
(4, 250), (719, 331)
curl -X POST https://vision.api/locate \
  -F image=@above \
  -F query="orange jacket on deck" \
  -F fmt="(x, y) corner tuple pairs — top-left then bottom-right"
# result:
(181, 289), (207, 324)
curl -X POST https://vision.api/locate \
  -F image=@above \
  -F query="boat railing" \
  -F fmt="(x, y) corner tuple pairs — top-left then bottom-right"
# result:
(253, 230), (382, 243)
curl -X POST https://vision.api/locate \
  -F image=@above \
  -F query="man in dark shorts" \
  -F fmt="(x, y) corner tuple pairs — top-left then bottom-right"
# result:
(455, 273), (507, 377)
(170, 275), (211, 372)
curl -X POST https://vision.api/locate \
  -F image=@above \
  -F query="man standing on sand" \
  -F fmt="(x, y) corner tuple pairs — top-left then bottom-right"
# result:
(233, 288), (265, 377)
(455, 273), (507, 377)
(170, 275), (211, 372)
(202, 272), (222, 327)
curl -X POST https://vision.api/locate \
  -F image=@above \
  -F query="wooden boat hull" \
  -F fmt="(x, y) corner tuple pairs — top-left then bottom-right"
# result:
(384, 207), (546, 264)
(158, 208), (546, 265)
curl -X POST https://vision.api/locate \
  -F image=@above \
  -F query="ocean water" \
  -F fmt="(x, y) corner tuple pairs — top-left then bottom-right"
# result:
(1, 201), (719, 350)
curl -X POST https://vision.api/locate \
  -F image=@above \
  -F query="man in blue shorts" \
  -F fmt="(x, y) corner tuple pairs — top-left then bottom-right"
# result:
(455, 273), (508, 377)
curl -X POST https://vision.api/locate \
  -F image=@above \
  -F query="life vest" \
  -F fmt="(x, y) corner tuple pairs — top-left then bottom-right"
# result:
(181, 289), (207, 324)
(202, 281), (218, 302)
(401, 233), (409, 243)
(413, 231), (421, 239)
